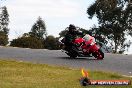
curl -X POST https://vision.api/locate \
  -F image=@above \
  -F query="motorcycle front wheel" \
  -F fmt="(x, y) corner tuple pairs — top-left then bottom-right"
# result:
(93, 49), (104, 60)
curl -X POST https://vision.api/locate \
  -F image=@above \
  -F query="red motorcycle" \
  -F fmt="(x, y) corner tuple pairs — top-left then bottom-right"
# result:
(59, 34), (104, 60)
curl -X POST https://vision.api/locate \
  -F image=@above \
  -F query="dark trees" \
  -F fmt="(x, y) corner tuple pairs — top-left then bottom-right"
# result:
(30, 17), (47, 40)
(0, 6), (9, 45)
(87, 0), (132, 53)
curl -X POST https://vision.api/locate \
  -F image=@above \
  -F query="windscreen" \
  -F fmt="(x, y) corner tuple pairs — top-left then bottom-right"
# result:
(83, 34), (90, 41)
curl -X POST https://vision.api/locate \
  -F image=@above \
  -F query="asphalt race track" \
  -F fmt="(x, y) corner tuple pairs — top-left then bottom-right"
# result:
(0, 47), (132, 76)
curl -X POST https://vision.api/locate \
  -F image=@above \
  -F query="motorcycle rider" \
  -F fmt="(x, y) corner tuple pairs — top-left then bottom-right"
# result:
(64, 24), (83, 47)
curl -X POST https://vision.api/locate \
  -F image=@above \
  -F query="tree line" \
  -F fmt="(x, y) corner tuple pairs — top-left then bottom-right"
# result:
(0, 0), (132, 53)
(10, 17), (60, 49)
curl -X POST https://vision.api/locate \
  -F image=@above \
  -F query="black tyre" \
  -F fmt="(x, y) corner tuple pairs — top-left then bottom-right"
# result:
(66, 46), (78, 58)
(97, 49), (104, 60)
(93, 49), (104, 60)
(67, 52), (77, 58)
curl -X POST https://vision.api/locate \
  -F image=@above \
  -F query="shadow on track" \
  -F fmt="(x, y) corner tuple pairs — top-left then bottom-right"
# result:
(57, 57), (100, 61)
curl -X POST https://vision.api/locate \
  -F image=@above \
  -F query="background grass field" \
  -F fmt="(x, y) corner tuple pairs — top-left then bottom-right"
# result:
(0, 59), (131, 88)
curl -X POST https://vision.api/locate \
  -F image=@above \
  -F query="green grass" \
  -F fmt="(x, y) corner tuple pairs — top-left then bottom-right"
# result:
(0, 60), (131, 88)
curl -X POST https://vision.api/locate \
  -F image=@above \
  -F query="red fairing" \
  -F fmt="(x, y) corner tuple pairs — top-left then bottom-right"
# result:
(89, 44), (99, 52)
(74, 37), (100, 53)
(74, 38), (84, 44)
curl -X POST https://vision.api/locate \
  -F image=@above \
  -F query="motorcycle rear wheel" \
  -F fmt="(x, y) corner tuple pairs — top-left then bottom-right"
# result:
(67, 52), (77, 58)
(66, 46), (78, 58)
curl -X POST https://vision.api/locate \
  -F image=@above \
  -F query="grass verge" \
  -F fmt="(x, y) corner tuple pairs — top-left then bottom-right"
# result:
(0, 60), (131, 88)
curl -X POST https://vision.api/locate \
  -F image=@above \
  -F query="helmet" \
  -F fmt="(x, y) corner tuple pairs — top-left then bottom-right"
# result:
(68, 24), (76, 33)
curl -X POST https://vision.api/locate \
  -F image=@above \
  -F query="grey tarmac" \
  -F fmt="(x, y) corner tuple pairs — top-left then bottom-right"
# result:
(0, 47), (132, 76)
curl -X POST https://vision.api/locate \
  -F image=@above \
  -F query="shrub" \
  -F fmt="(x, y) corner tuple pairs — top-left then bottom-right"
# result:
(44, 35), (60, 50)
(10, 36), (44, 49)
